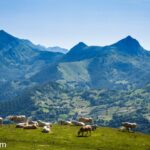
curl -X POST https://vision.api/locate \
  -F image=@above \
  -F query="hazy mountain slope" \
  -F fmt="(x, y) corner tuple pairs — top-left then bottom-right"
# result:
(0, 30), (64, 101)
(47, 46), (68, 54)
(0, 30), (64, 80)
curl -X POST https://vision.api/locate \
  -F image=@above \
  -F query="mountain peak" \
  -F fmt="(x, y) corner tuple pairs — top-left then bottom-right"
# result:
(0, 30), (17, 39)
(0, 30), (9, 36)
(70, 42), (87, 51)
(72, 42), (87, 49)
(116, 35), (141, 47)
(124, 35), (139, 43)
(125, 35), (134, 39)
(0, 30), (19, 49)
(77, 42), (87, 46)
(0, 29), (6, 33)
(62, 42), (88, 61)
(113, 36), (143, 55)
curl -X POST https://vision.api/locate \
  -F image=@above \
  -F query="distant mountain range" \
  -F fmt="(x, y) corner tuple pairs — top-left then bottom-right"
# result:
(31, 34), (150, 90)
(0, 30), (150, 133)
(36, 44), (68, 54)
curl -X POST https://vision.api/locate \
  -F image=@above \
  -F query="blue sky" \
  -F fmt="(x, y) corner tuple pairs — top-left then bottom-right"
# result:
(0, 0), (150, 49)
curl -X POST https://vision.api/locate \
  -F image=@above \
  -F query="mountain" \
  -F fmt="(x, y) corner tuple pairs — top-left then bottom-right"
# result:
(62, 42), (103, 62)
(0, 30), (64, 101)
(32, 36), (150, 89)
(112, 36), (147, 56)
(1, 31), (150, 92)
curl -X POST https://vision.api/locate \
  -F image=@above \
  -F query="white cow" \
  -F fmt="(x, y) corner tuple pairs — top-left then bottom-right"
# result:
(42, 126), (51, 133)
(28, 120), (39, 126)
(37, 120), (52, 127)
(23, 124), (38, 129)
(59, 120), (72, 125)
(71, 120), (85, 126)
(16, 123), (27, 128)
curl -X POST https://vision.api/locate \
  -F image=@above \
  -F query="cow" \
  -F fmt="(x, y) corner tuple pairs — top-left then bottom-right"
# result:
(59, 120), (72, 125)
(71, 120), (85, 126)
(23, 124), (38, 129)
(78, 117), (92, 123)
(121, 122), (137, 132)
(16, 123), (27, 128)
(7, 115), (27, 123)
(0, 117), (3, 126)
(42, 126), (51, 133)
(28, 120), (39, 126)
(78, 125), (94, 136)
(37, 120), (52, 127)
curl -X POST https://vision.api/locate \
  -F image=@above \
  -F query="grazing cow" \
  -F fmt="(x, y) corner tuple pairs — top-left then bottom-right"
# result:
(0, 117), (3, 126)
(78, 117), (92, 123)
(78, 125), (93, 136)
(121, 122), (137, 132)
(23, 124), (38, 129)
(28, 120), (39, 126)
(16, 123), (27, 128)
(59, 120), (72, 125)
(42, 126), (51, 133)
(71, 120), (85, 126)
(7, 115), (27, 123)
(37, 120), (52, 127)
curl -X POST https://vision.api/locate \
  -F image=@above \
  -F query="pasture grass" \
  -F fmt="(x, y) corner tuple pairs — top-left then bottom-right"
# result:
(0, 125), (150, 150)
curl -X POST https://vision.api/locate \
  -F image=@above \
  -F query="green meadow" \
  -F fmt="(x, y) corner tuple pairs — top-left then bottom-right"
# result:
(0, 125), (150, 150)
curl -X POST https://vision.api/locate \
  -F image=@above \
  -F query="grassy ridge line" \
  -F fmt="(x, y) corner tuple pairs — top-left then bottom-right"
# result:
(0, 125), (150, 150)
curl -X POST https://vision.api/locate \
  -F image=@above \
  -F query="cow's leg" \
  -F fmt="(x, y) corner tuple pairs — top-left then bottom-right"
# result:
(82, 131), (84, 137)
(78, 131), (80, 136)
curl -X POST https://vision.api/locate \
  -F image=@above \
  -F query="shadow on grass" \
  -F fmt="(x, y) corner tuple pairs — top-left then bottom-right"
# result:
(77, 135), (91, 138)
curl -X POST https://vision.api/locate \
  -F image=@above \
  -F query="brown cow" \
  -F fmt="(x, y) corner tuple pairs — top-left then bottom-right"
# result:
(7, 115), (27, 123)
(121, 122), (137, 132)
(78, 125), (95, 136)
(78, 117), (92, 123)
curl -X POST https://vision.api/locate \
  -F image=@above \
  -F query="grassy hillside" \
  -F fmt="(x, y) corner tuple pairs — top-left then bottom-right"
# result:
(1, 82), (150, 133)
(0, 125), (150, 150)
